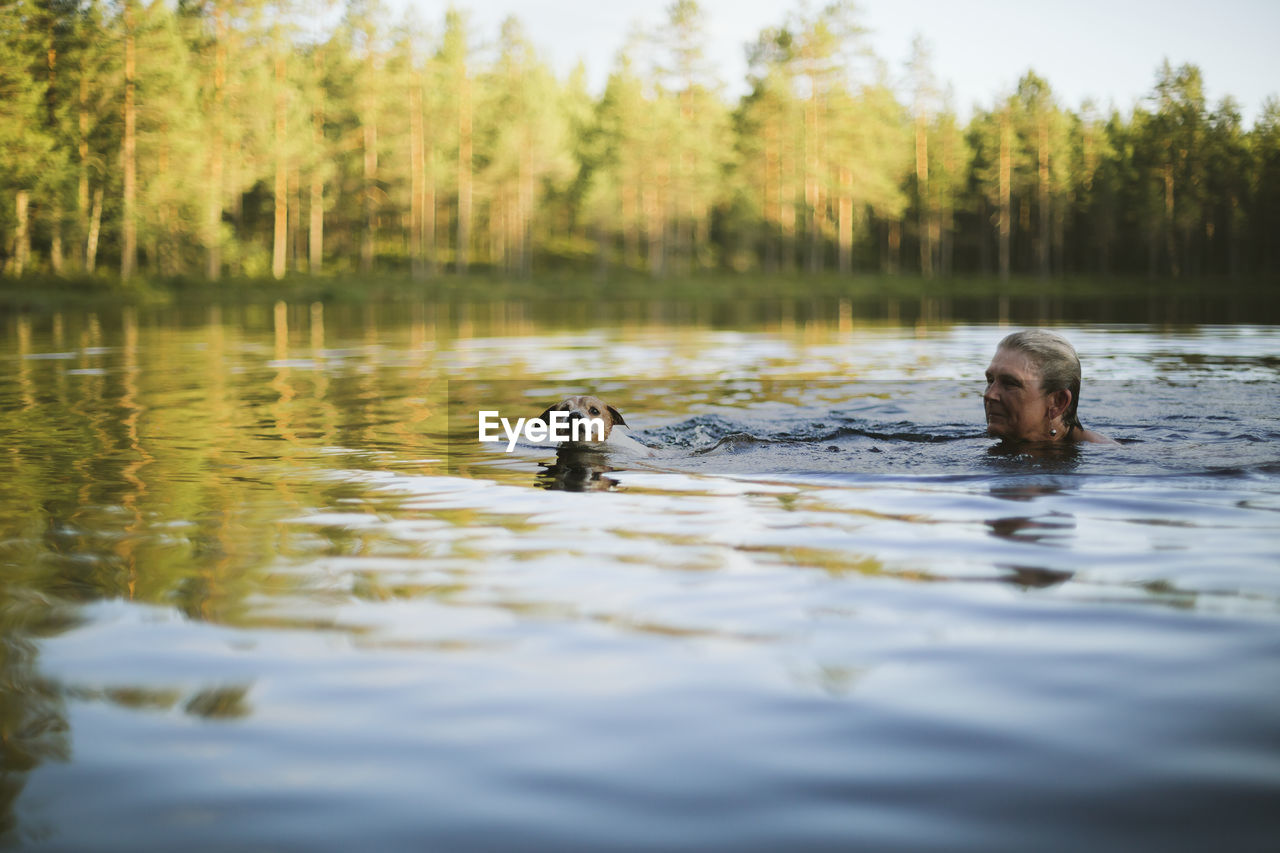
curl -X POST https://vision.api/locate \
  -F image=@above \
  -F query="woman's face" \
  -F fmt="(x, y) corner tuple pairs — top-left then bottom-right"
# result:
(983, 347), (1052, 441)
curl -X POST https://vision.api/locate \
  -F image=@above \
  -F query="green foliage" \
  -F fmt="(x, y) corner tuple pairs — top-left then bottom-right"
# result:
(1, 1), (1277, 282)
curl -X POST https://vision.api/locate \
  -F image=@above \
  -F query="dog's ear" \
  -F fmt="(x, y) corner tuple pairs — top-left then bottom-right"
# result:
(537, 404), (557, 425)
(606, 405), (627, 427)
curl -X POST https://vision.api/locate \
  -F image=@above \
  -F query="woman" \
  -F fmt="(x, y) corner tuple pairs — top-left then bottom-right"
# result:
(983, 329), (1116, 445)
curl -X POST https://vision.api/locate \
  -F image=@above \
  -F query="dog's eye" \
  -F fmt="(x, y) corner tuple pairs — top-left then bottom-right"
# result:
(589, 407), (600, 415)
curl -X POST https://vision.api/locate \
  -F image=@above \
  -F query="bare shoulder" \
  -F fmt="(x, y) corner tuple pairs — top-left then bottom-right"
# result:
(1079, 428), (1119, 445)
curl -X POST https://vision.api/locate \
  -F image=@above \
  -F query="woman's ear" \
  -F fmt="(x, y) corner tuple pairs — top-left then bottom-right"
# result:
(1049, 389), (1072, 420)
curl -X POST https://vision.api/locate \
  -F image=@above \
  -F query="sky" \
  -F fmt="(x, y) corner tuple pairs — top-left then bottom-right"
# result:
(391, 0), (1280, 126)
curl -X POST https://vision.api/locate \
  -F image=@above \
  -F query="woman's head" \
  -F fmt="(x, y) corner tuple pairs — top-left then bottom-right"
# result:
(983, 329), (1083, 441)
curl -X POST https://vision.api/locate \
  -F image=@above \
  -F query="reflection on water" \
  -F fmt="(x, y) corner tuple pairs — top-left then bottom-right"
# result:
(0, 594), (73, 839)
(537, 448), (621, 492)
(1, 298), (1279, 850)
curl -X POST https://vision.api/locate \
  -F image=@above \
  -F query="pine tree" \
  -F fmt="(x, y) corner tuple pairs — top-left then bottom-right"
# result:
(1203, 96), (1249, 276)
(479, 17), (573, 277)
(1249, 97), (1280, 275)
(436, 8), (472, 274)
(741, 25), (801, 272)
(590, 49), (649, 271)
(0, 1), (57, 275)
(647, 0), (729, 275)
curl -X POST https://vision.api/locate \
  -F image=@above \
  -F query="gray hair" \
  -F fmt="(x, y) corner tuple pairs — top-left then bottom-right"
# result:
(998, 329), (1083, 429)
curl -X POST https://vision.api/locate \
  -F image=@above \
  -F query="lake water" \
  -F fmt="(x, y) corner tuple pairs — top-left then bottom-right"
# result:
(1, 295), (1278, 851)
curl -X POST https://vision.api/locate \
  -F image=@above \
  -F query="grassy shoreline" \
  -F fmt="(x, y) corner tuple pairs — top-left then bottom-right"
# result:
(0, 270), (1272, 312)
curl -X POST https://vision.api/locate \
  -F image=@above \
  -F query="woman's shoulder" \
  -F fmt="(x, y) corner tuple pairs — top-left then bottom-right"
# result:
(1079, 427), (1119, 445)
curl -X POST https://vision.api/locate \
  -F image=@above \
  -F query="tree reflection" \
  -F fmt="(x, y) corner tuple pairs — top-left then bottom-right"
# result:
(0, 599), (73, 842)
(986, 482), (1077, 588)
(0, 305), (461, 839)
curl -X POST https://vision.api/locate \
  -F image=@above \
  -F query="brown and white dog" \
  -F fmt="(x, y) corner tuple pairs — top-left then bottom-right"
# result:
(537, 395), (652, 455)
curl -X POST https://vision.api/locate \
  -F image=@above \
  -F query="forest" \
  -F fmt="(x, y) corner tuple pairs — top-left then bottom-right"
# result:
(2, 0), (1278, 284)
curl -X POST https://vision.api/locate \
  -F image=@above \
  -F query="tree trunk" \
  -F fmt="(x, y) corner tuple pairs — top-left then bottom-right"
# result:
(594, 219), (609, 279)
(50, 204), (64, 273)
(763, 129), (778, 273)
(1038, 115), (1050, 279)
(121, 1), (137, 279)
(207, 6), (226, 280)
(207, 146), (224, 278)
(156, 145), (171, 275)
(86, 187), (103, 273)
(15, 192), (30, 276)
(978, 197), (990, 275)
(805, 94), (822, 274)
(456, 71), (472, 274)
(697, 209), (710, 271)
(361, 93), (377, 274)
(309, 89), (324, 274)
(424, 161), (436, 276)
(1053, 196), (1066, 276)
(837, 166), (852, 275)
(807, 186), (822, 274)
(1098, 222), (1109, 276)
(520, 140), (533, 278)
(1018, 197), (1030, 269)
(409, 86), (424, 279)
(916, 113), (931, 277)
(645, 172), (665, 277)
(888, 219), (901, 275)
(1163, 163), (1178, 277)
(43, 29), (61, 273)
(1147, 219), (1158, 280)
(941, 130), (957, 278)
(79, 74), (90, 269)
(779, 201), (795, 273)
(941, 205), (954, 277)
(779, 127), (796, 273)
(230, 164), (243, 276)
(1229, 196), (1242, 280)
(622, 181), (638, 269)
(491, 193), (505, 271)
(290, 166), (302, 270)
(998, 112), (1011, 282)
(272, 53), (288, 280)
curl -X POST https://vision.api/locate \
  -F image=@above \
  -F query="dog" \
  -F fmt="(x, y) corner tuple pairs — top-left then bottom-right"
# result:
(537, 395), (652, 456)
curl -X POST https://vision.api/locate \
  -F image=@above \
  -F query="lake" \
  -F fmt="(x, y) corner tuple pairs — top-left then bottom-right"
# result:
(1, 292), (1278, 851)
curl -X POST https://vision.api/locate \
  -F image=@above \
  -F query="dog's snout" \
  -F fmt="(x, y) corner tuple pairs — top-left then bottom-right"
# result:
(566, 410), (584, 422)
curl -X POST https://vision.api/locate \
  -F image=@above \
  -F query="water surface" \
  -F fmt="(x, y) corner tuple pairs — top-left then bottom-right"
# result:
(1, 300), (1277, 851)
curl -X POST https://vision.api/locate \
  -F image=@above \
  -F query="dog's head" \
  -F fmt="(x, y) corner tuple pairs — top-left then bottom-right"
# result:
(537, 395), (627, 445)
